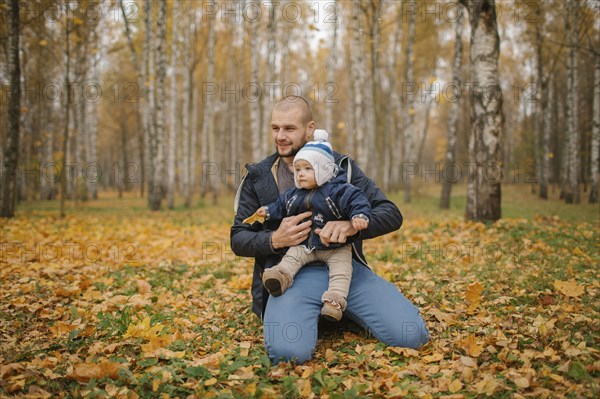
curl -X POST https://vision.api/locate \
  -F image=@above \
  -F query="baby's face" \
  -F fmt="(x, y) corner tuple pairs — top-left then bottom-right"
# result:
(294, 160), (318, 189)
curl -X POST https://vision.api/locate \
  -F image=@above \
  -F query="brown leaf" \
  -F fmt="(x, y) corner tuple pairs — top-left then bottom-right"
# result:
(68, 361), (123, 382)
(136, 279), (152, 294)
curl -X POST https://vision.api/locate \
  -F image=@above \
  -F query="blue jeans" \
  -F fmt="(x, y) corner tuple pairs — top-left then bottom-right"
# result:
(263, 260), (430, 364)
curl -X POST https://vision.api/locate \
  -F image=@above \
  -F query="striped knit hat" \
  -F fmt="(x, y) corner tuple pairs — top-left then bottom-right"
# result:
(293, 129), (338, 188)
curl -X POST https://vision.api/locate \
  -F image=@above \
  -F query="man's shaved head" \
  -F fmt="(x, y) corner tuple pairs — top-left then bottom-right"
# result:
(272, 96), (314, 125)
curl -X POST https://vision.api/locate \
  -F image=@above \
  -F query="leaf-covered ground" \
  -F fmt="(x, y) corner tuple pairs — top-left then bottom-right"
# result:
(1, 195), (598, 398)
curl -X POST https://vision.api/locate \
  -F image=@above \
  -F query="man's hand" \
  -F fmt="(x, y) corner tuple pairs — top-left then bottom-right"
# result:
(256, 207), (267, 217)
(351, 217), (369, 231)
(315, 221), (358, 247)
(270, 211), (313, 250)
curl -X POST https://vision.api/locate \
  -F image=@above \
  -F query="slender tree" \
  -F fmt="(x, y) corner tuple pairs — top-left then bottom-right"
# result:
(460, 0), (504, 221)
(403, 0), (416, 203)
(440, 2), (464, 209)
(351, 0), (367, 168)
(590, 41), (599, 203)
(148, 0), (167, 210)
(59, 1), (74, 218)
(167, 0), (180, 209)
(565, 0), (580, 203)
(1, 0), (21, 217)
(325, 0), (339, 134)
(384, 2), (403, 192)
(262, 0), (278, 157)
(249, 0), (261, 161)
(201, 0), (217, 201)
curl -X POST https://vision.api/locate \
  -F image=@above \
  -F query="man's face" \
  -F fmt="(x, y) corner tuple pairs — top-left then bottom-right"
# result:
(271, 107), (315, 159)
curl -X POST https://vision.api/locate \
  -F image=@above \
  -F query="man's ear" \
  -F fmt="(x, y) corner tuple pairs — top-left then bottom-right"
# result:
(307, 121), (316, 139)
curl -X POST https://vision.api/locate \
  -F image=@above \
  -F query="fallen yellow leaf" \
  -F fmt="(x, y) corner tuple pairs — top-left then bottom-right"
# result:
(123, 317), (164, 341)
(554, 279), (585, 297)
(449, 378), (463, 393)
(458, 335), (484, 358)
(465, 281), (483, 312)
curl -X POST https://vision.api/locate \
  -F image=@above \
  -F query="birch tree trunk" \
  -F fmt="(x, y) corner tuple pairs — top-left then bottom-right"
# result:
(565, 0), (580, 203)
(351, 0), (367, 168)
(384, 2), (403, 192)
(460, 0), (504, 221)
(403, 0), (416, 204)
(262, 0), (277, 157)
(384, 3), (404, 191)
(542, 77), (552, 198)
(152, 0), (167, 210)
(87, 37), (100, 201)
(590, 46), (599, 203)
(364, 0), (381, 179)
(249, 0), (261, 161)
(60, 2), (72, 218)
(1, 0), (20, 217)
(325, 0), (338, 134)
(143, 0), (155, 203)
(182, 2), (192, 207)
(440, 1), (464, 209)
(167, 0), (180, 209)
(201, 0), (216, 200)
(119, 0), (145, 198)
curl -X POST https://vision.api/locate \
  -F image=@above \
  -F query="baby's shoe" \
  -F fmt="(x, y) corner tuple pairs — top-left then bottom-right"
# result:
(320, 291), (347, 322)
(262, 267), (292, 296)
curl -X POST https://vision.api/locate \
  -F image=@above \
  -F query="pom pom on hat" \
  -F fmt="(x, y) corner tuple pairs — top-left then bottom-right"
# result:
(313, 129), (329, 142)
(294, 129), (337, 187)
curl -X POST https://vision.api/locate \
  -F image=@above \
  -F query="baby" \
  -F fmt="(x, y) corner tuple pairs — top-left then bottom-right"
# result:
(249, 130), (370, 321)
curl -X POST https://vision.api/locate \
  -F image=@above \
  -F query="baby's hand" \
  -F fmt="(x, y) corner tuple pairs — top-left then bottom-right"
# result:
(256, 207), (267, 217)
(351, 217), (369, 231)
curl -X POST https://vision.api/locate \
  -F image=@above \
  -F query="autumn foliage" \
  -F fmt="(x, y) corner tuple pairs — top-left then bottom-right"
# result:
(0, 202), (598, 398)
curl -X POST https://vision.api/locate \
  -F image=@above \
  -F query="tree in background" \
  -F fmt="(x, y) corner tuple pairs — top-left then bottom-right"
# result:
(565, 0), (580, 204)
(1, 0), (21, 218)
(440, 1), (464, 209)
(460, 0), (504, 221)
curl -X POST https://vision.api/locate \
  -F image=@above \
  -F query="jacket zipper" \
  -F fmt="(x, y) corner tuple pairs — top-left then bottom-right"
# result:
(304, 189), (315, 250)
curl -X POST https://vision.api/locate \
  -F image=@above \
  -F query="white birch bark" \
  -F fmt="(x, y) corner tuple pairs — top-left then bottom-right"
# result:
(249, 0), (261, 161)
(152, 0), (167, 209)
(565, 0), (580, 203)
(440, 2), (463, 208)
(460, 0), (504, 221)
(351, 0), (366, 166)
(364, 0), (381, 179)
(262, 0), (277, 157)
(167, 0), (180, 209)
(86, 43), (100, 201)
(119, 0), (146, 197)
(201, 0), (216, 199)
(182, 2), (192, 206)
(403, 0), (416, 203)
(325, 0), (339, 134)
(387, 2), (403, 192)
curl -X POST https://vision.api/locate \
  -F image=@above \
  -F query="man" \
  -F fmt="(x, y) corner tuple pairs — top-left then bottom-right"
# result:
(230, 96), (429, 364)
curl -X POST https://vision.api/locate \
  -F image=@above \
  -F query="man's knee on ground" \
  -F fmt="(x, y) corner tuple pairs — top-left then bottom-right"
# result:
(386, 320), (430, 349)
(266, 341), (314, 365)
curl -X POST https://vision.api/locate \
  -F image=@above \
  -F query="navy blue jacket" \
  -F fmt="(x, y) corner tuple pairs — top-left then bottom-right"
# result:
(264, 169), (371, 251)
(230, 152), (403, 318)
